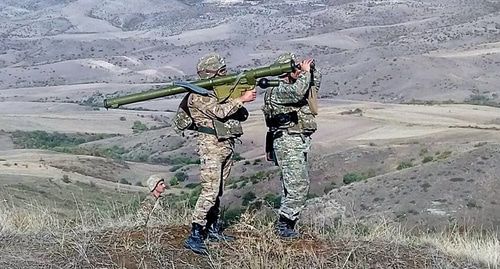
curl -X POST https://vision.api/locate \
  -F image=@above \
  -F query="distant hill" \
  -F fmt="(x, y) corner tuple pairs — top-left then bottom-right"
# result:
(0, 0), (499, 104)
(307, 143), (500, 230)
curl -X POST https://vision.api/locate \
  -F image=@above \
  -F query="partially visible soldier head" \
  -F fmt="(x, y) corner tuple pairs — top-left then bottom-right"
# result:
(146, 174), (166, 196)
(274, 52), (296, 65)
(275, 52), (300, 80)
(197, 53), (226, 79)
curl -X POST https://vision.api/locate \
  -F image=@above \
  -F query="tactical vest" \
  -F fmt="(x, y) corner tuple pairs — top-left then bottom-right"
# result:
(173, 89), (247, 140)
(262, 82), (318, 135)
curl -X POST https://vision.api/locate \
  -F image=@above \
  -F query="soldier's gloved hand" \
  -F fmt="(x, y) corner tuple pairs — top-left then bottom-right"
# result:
(238, 88), (257, 103)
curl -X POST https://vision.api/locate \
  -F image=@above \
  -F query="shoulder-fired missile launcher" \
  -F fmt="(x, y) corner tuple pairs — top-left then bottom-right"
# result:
(104, 61), (296, 109)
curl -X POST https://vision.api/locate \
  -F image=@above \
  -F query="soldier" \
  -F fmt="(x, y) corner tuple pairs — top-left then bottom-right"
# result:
(135, 174), (167, 227)
(177, 53), (256, 255)
(262, 52), (320, 239)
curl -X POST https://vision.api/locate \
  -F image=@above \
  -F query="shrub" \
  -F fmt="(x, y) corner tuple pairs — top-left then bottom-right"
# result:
(132, 121), (148, 133)
(242, 191), (256, 206)
(119, 178), (131, 185)
(232, 152), (244, 161)
(174, 171), (188, 182)
(422, 156), (434, 163)
(61, 174), (71, 183)
(343, 172), (366, 185)
(397, 161), (413, 170)
(169, 177), (179, 186)
(222, 207), (244, 224)
(264, 193), (281, 208)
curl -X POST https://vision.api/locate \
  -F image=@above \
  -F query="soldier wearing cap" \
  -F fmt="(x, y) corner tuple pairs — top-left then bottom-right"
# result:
(262, 52), (320, 239)
(135, 174), (167, 227)
(181, 53), (257, 255)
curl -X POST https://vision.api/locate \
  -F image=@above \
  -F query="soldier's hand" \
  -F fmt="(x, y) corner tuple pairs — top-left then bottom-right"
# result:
(238, 88), (257, 103)
(299, 58), (314, 72)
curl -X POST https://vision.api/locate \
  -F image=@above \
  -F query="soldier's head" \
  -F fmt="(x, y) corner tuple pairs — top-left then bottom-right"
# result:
(146, 174), (166, 197)
(197, 53), (227, 79)
(275, 52), (301, 81)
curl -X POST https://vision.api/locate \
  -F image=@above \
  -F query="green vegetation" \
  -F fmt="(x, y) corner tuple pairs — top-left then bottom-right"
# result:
(132, 120), (148, 133)
(343, 170), (376, 185)
(222, 207), (244, 224)
(174, 171), (188, 182)
(11, 130), (116, 149)
(436, 151), (452, 160)
(242, 191), (257, 206)
(264, 193), (281, 208)
(119, 178), (131, 185)
(232, 152), (244, 161)
(422, 156), (434, 163)
(169, 177), (179, 186)
(397, 161), (414, 170)
(185, 183), (200, 189)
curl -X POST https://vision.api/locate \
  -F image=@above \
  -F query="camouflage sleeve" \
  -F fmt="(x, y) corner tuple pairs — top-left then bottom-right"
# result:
(271, 72), (311, 105)
(135, 197), (154, 227)
(189, 94), (243, 120)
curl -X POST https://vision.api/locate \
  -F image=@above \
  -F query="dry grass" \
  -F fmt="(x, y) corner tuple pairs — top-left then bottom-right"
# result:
(0, 202), (498, 269)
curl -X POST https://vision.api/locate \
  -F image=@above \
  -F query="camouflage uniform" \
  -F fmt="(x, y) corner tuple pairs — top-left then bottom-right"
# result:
(188, 53), (245, 227)
(135, 194), (165, 227)
(179, 53), (245, 255)
(188, 94), (242, 226)
(262, 53), (320, 224)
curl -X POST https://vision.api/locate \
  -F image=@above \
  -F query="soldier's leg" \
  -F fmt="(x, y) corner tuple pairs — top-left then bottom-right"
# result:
(206, 146), (236, 241)
(186, 138), (232, 254)
(274, 133), (311, 222)
(193, 138), (233, 226)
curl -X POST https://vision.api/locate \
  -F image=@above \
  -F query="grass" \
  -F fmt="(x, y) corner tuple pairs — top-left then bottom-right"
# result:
(0, 196), (498, 269)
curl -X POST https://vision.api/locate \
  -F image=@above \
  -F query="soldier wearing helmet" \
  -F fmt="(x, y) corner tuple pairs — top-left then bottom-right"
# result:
(262, 52), (320, 239)
(135, 174), (167, 227)
(183, 53), (257, 255)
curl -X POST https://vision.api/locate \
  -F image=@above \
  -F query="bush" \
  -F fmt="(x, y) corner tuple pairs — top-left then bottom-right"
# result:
(174, 171), (188, 182)
(422, 156), (434, 163)
(242, 191), (256, 206)
(185, 183), (200, 189)
(343, 172), (366, 185)
(169, 177), (179, 186)
(169, 165), (183, 172)
(232, 152), (244, 161)
(132, 121), (148, 133)
(188, 186), (202, 207)
(397, 161), (413, 170)
(119, 178), (131, 185)
(264, 193), (281, 208)
(61, 174), (71, 183)
(222, 207), (244, 224)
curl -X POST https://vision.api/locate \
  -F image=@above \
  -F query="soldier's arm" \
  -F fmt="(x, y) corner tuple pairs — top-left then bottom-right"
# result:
(190, 94), (243, 120)
(272, 72), (311, 104)
(135, 198), (153, 226)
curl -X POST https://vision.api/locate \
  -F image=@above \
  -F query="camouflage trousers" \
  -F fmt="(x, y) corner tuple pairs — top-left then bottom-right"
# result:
(273, 131), (311, 221)
(192, 133), (234, 227)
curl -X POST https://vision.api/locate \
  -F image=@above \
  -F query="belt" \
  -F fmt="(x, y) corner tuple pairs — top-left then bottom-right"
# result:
(196, 126), (216, 135)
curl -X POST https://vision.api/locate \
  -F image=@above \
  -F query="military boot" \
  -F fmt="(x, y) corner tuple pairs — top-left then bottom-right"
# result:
(207, 219), (235, 242)
(277, 215), (299, 239)
(184, 223), (208, 255)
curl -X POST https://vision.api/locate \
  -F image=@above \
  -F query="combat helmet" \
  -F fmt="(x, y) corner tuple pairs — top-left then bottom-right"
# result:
(146, 174), (164, 192)
(197, 53), (226, 79)
(274, 52), (296, 64)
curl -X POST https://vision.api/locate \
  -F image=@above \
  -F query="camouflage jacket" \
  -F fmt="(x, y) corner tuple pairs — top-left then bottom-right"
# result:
(188, 92), (245, 140)
(263, 70), (321, 134)
(135, 194), (165, 227)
